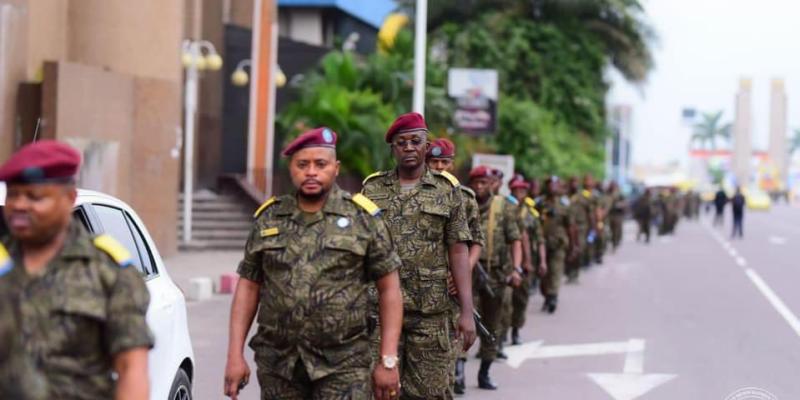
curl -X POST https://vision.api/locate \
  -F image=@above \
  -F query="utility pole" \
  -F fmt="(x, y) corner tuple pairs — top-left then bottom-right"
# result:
(412, 0), (427, 115)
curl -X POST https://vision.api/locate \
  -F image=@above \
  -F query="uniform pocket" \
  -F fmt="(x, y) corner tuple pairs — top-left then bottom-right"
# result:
(323, 235), (368, 281)
(420, 203), (449, 240)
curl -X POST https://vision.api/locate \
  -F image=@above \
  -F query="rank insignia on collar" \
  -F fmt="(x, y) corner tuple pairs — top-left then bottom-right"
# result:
(260, 227), (279, 237)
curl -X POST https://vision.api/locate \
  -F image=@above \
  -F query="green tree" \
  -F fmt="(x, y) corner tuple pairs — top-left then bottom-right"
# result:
(691, 111), (731, 150)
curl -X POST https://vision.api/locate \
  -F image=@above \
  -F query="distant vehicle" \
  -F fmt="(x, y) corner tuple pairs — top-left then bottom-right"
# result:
(0, 184), (195, 400)
(744, 187), (771, 211)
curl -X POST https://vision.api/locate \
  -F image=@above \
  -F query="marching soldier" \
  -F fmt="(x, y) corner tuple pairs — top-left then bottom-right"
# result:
(592, 180), (611, 264)
(224, 128), (404, 400)
(468, 166), (522, 390)
(537, 177), (576, 313)
(607, 182), (626, 251)
(0, 140), (153, 399)
(424, 138), (484, 396)
(362, 113), (476, 400)
(635, 188), (655, 243)
(508, 174), (547, 345)
(566, 177), (593, 283)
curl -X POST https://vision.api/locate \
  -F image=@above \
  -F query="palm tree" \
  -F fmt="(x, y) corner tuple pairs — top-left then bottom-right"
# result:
(789, 128), (800, 156)
(692, 111), (731, 150)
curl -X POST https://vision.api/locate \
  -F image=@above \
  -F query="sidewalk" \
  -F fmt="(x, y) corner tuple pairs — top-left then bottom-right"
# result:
(163, 250), (242, 296)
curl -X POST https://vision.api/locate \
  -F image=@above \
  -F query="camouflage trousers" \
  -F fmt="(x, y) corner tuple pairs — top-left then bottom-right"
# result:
(499, 287), (513, 344)
(593, 226), (608, 262)
(610, 216), (624, 249)
(257, 359), (370, 400)
(566, 230), (587, 279)
(511, 271), (532, 329)
(477, 285), (510, 361)
(540, 248), (566, 297)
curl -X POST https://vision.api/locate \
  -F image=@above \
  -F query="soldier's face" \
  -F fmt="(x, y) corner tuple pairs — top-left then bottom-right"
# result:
(511, 188), (528, 200)
(3, 183), (76, 245)
(391, 132), (428, 169)
(490, 177), (501, 192)
(470, 177), (492, 201)
(530, 181), (541, 196)
(427, 157), (454, 173)
(289, 147), (340, 199)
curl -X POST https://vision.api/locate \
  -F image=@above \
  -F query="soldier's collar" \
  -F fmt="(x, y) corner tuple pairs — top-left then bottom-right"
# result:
(321, 186), (349, 216)
(59, 222), (94, 260)
(387, 167), (437, 187)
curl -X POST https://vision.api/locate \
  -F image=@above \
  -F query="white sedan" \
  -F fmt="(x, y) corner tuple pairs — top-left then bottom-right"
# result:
(0, 184), (195, 400)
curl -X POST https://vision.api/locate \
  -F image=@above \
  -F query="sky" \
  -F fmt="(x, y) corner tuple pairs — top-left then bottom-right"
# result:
(607, 0), (800, 167)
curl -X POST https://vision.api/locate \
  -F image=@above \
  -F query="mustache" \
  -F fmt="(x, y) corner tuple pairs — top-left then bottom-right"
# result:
(301, 179), (322, 186)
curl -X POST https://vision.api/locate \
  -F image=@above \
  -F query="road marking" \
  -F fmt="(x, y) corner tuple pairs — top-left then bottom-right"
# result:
(505, 340), (630, 368)
(735, 257), (747, 268)
(587, 339), (676, 400)
(745, 268), (800, 338)
(769, 236), (787, 245)
(622, 339), (645, 373)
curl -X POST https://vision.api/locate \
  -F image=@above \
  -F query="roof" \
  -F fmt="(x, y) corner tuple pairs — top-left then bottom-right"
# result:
(278, 0), (396, 29)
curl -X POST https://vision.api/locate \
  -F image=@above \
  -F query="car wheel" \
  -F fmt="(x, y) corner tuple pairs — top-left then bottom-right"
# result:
(168, 368), (192, 400)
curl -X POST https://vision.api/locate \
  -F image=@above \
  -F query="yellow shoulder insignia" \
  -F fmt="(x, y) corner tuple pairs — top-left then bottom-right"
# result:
(439, 170), (460, 186)
(524, 197), (536, 207)
(362, 171), (387, 185)
(530, 207), (541, 218)
(582, 189), (592, 199)
(253, 197), (277, 218)
(0, 243), (13, 276)
(260, 227), (279, 237)
(351, 193), (381, 216)
(93, 234), (134, 269)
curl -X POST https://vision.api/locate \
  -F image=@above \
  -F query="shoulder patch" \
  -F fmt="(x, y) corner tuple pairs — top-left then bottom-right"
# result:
(0, 243), (13, 277)
(351, 193), (381, 216)
(93, 234), (134, 269)
(253, 197), (277, 218)
(530, 207), (541, 218)
(505, 194), (519, 206)
(524, 197), (536, 207)
(362, 171), (387, 186)
(582, 189), (592, 199)
(439, 170), (461, 186)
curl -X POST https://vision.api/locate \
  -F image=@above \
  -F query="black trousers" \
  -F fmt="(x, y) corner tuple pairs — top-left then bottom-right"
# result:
(732, 214), (744, 238)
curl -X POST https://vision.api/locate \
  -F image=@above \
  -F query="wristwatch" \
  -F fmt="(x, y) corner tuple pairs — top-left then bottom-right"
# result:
(382, 355), (399, 370)
(514, 266), (524, 275)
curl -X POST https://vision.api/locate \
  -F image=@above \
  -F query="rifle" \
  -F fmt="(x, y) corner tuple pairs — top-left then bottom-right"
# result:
(475, 262), (495, 298)
(473, 309), (496, 343)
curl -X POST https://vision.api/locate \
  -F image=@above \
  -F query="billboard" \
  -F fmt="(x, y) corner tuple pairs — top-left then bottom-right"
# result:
(448, 68), (498, 135)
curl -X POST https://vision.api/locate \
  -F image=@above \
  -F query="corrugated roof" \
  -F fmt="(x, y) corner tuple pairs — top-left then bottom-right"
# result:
(278, 0), (396, 29)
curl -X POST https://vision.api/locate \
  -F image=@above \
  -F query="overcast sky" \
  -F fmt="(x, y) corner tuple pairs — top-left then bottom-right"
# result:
(608, 0), (800, 166)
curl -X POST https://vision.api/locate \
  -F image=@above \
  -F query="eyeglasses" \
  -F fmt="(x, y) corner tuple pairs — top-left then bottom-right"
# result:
(391, 137), (426, 149)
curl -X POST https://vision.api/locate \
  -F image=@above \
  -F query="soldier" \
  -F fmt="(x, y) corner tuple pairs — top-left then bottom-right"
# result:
(0, 247), (47, 400)
(634, 188), (654, 243)
(592, 180), (611, 265)
(361, 113), (476, 400)
(607, 182), (626, 252)
(467, 166), (522, 390)
(536, 177), (576, 313)
(424, 138), (484, 396)
(508, 174), (547, 345)
(223, 128), (403, 400)
(0, 140), (153, 399)
(492, 168), (520, 359)
(566, 177), (593, 283)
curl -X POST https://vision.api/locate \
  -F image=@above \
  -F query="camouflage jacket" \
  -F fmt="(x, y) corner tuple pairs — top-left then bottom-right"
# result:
(569, 190), (594, 231)
(0, 223), (153, 400)
(460, 186), (485, 248)
(238, 185), (401, 380)
(361, 167), (471, 315)
(609, 193), (626, 215)
(521, 197), (544, 250)
(477, 195), (521, 286)
(537, 196), (573, 252)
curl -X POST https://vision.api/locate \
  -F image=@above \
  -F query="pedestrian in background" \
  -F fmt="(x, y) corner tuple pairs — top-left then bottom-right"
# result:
(713, 187), (728, 227)
(731, 187), (746, 239)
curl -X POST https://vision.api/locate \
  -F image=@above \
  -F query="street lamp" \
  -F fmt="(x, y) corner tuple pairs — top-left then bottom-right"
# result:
(181, 39), (222, 244)
(412, 0), (428, 114)
(231, 58), (286, 88)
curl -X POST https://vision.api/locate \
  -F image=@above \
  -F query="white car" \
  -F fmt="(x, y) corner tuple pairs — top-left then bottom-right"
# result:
(0, 184), (195, 400)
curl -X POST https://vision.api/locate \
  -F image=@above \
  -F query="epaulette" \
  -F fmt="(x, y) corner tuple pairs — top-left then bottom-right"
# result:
(93, 234), (134, 269)
(582, 189), (592, 199)
(459, 185), (476, 198)
(438, 170), (461, 187)
(351, 193), (381, 216)
(524, 197), (536, 208)
(0, 243), (13, 277)
(505, 194), (519, 206)
(362, 171), (388, 186)
(253, 197), (277, 218)
(529, 206), (541, 218)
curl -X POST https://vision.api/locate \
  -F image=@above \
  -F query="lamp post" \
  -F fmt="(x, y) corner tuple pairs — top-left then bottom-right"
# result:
(412, 0), (428, 115)
(181, 39), (222, 244)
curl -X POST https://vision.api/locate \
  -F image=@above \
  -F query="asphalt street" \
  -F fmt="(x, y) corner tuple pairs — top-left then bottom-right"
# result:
(184, 205), (800, 400)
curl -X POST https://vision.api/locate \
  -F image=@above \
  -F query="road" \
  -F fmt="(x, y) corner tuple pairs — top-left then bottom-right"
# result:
(183, 205), (800, 400)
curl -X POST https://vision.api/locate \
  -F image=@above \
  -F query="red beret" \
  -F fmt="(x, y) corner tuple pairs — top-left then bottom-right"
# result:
(427, 138), (455, 159)
(0, 140), (81, 184)
(469, 165), (492, 180)
(385, 112), (428, 142)
(508, 173), (530, 190)
(490, 168), (504, 179)
(281, 127), (337, 157)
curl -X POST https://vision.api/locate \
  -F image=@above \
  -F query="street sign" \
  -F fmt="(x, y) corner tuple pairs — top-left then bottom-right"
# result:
(448, 68), (498, 135)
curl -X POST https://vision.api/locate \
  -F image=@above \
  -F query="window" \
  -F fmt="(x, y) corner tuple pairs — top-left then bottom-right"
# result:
(93, 205), (152, 276)
(125, 212), (157, 275)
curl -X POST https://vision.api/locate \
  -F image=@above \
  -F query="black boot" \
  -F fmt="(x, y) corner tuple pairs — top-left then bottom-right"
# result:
(512, 327), (522, 345)
(454, 358), (466, 395)
(545, 295), (558, 314)
(478, 360), (498, 390)
(496, 342), (508, 359)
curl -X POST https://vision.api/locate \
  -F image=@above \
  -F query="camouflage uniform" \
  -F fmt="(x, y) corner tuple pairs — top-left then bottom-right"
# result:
(451, 186), (484, 359)
(567, 191), (593, 279)
(476, 195), (521, 361)
(0, 223), (153, 399)
(594, 191), (613, 262)
(0, 245), (47, 400)
(537, 197), (572, 297)
(609, 193), (626, 249)
(237, 186), (401, 400)
(362, 168), (471, 400)
(511, 198), (543, 331)
(499, 196), (523, 345)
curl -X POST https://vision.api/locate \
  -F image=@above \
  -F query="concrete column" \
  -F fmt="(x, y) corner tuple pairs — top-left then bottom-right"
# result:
(768, 78), (787, 180)
(732, 78), (753, 187)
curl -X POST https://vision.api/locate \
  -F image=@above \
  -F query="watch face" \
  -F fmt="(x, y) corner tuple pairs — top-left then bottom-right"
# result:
(383, 356), (397, 369)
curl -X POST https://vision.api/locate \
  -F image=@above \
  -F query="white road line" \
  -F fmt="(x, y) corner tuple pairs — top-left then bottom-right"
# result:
(623, 339), (645, 374)
(769, 236), (787, 245)
(745, 268), (800, 338)
(735, 257), (747, 268)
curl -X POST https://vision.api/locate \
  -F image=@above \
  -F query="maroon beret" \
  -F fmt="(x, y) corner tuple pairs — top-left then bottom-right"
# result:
(508, 173), (530, 190)
(0, 140), (81, 184)
(281, 127), (337, 157)
(427, 138), (455, 159)
(469, 165), (492, 180)
(490, 168), (504, 179)
(385, 112), (428, 143)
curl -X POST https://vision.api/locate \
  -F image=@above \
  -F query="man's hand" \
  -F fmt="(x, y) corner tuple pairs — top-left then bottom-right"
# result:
(457, 312), (477, 351)
(373, 365), (401, 400)
(537, 262), (548, 278)
(447, 272), (458, 296)
(224, 355), (251, 399)
(509, 271), (523, 288)
(523, 261), (534, 275)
